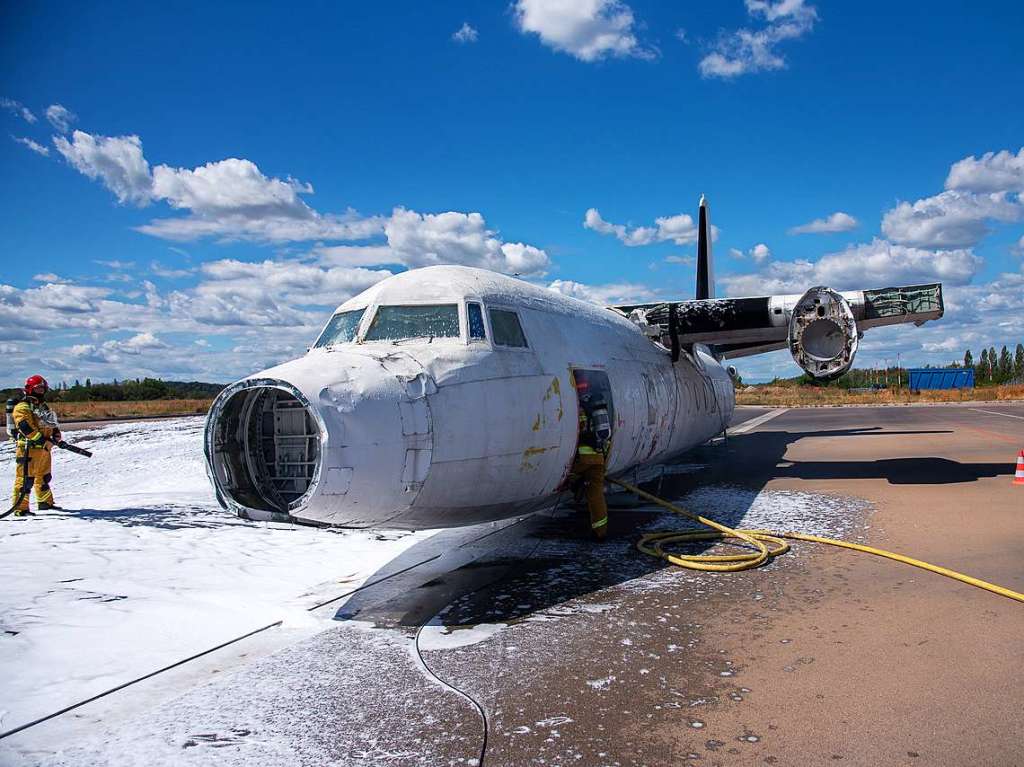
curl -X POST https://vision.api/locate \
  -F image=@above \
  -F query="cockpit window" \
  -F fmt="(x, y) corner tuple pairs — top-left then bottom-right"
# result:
(364, 304), (461, 341)
(314, 308), (365, 347)
(467, 302), (486, 340)
(489, 309), (528, 348)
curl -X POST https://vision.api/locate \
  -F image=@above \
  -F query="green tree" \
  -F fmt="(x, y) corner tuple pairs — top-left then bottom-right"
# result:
(998, 346), (1013, 382)
(85, 378), (91, 388)
(988, 347), (997, 381)
(963, 349), (973, 369)
(1015, 344), (1024, 380)
(979, 348), (989, 381)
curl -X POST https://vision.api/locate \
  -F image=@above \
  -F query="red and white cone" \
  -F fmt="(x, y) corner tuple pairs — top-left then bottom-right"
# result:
(1014, 450), (1024, 486)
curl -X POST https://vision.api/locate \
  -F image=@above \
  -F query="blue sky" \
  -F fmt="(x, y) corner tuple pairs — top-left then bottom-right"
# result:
(2, 0), (1022, 385)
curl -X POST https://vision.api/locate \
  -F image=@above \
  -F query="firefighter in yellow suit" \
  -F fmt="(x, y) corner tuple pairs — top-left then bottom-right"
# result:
(572, 394), (612, 540)
(10, 375), (61, 516)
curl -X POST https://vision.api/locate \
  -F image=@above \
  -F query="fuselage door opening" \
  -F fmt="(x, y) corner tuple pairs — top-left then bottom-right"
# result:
(570, 368), (615, 468)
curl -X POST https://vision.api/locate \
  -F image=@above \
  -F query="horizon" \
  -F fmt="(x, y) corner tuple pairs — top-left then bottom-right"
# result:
(2, 1), (1022, 386)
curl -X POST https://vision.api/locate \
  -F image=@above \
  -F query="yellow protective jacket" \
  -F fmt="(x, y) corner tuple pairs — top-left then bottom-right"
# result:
(13, 398), (59, 452)
(11, 398), (60, 511)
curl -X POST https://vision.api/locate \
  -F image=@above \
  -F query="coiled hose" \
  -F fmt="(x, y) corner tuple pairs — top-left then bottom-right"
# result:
(608, 478), (1024, 604)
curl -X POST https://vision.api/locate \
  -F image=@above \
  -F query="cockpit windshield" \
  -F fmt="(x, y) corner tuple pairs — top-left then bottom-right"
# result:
(364, 304), (460, 341)
(313, 308), (365, 348)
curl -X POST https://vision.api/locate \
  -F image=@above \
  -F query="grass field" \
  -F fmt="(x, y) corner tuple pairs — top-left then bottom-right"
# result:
(50, 399), (214, 421)
(736, 384), (1024, 407)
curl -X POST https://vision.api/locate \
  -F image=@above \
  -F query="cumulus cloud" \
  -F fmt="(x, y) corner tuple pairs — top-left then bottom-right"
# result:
(53, 131), (153, 205)
(384, 208), (550, 275)
(513, 0), (654, 62)
(945, 147), (1024, 193)
(54, 130), (386, 242)
(546, 279), (657, 305)
(196, 259), (391, 310)
(789, 211), (858, 235)
(452, 22), (478, 43)
(881, 190), (1023, 249)
(584, 208), (707, 246)
(12, 136), (49, 156)
(700, 0), (817, 79)
(0, 98), (36, 123)
(731, 243), (771, 262)
(720, 238), (981, 296)
(45, 104), (76, 132)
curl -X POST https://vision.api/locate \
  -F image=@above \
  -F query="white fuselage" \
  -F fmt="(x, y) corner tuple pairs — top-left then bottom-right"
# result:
(205, 266), (734, 529)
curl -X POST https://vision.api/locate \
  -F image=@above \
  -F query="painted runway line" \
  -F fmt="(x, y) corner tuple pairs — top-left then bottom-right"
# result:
(970, 408), (1024, 421)
(730, 408), (789, 435)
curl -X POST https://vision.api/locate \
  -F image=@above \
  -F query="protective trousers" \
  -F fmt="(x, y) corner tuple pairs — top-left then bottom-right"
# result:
(12, 446), (53, 512)
(572, 452), (608, 539)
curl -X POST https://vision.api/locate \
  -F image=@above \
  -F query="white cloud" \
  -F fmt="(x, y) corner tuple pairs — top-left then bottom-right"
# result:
(53, 131), (153, 205)
(731, 243), (771, 262)
(1013, 235), (1024, 259)
(664, 254), (694, 265)
(32, 273), (71, 284)
(513, 0), (654, 62)
(584, 207), (706, 246)
(45, 104), (76, 133)
(150, 261), (195, 279)
(720, 238), (981, 296)
(12, 136), (49, 156)
(54, 130), (386, 242)
(452, 22), (478, 43)
(789, 211), (858, 235)
(945, 147), (1024, 193)
(546, 279), (657, 305)
(699, 0), (817, 79)
(0, 98), (36, 123)
(384, 208), (550, 275)
(881, 190), (1023, 249)
(69, 334), (169, 364)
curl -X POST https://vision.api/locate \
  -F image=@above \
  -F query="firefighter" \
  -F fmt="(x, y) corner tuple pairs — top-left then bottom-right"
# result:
(572, 393), (613, 540)
(10, 375), (62, 515)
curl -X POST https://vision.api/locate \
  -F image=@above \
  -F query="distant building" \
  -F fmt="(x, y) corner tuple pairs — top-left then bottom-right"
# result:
(908, 368), (975, 390)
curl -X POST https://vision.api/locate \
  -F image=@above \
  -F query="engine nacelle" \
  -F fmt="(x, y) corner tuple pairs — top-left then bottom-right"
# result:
(788, 286), (858, 380)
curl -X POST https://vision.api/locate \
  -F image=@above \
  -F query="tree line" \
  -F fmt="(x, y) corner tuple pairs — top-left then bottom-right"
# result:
(3, 379), (225, 402)
(961, 344), (1024, 385)
(768, 342), (1024, 389)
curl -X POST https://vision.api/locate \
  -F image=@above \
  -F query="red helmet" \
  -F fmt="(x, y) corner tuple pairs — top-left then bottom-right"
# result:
(24, 374), (49, 397)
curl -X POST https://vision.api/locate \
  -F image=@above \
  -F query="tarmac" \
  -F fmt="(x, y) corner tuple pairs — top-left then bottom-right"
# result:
(16, 403), (1024, 766)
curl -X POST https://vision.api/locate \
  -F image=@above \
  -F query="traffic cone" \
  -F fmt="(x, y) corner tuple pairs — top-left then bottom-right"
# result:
(1014, 451), (1024, 486)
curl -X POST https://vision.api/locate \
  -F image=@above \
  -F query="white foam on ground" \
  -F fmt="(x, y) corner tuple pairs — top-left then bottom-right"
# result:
(418, 621), (507, 650)
(0, 418), (435, 738)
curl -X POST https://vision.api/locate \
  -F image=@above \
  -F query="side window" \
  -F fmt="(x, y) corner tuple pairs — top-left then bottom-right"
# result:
(467, 302), (486, 340)
(489, 309), (528, 348)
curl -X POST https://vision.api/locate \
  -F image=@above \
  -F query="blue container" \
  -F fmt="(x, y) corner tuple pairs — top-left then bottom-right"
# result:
(907, 368), (975, 390)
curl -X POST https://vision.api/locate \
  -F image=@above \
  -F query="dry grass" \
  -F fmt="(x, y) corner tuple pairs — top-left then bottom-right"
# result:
(736, 384), (1024, 408)
(51, 399), (214, 421)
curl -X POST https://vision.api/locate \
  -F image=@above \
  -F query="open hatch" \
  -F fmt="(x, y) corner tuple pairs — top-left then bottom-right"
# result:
(207, 382), (322, 516)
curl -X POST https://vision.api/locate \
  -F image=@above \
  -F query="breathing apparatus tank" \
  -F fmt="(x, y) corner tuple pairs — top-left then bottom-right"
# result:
(6, 396), (20, 442)
(590, 398), (612, 452)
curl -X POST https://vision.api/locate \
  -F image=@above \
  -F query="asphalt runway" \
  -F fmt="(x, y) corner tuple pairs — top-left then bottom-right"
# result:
(22, 403), (1024, 766)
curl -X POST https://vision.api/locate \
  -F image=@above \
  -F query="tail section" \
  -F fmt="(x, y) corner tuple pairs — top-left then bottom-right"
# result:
(696, 194), (714, 300)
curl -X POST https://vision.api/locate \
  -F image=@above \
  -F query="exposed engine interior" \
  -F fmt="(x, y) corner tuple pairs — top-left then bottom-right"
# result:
(209, 384), (321, 515)
(788, 286), (859, 380)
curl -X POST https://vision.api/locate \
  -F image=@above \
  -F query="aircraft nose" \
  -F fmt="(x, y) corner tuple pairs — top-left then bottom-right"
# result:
(205, 378), (326, 521)
(205, 356), (432, 527)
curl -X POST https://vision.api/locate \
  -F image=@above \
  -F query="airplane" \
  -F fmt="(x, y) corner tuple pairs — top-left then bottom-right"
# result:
(204, 196), (943, 529)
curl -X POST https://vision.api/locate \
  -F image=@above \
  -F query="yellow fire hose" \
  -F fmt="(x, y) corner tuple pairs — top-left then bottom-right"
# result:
(608, 478), (1024, 604)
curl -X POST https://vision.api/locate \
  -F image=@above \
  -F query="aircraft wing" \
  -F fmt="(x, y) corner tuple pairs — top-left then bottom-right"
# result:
(613, 283), (943, 379)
